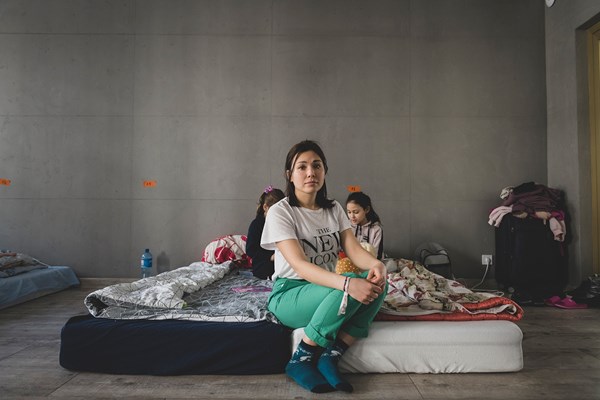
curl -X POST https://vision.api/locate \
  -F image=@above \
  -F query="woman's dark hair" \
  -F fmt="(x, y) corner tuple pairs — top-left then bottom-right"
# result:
(256, 188), (285, 216)
(346, 191), (381, 224)
(284, 140), (334, 209)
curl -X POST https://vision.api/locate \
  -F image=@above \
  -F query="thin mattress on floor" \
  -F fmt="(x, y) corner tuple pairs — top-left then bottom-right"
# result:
(0, 266), (80, 310)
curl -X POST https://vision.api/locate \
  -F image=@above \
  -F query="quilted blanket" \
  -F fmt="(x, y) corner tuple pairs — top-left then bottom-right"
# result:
(377, 258), (523, 322)
(84, 261), (276, 323)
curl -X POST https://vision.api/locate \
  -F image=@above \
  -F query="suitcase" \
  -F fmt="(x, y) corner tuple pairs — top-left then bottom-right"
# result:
(495, 215), (568, 303)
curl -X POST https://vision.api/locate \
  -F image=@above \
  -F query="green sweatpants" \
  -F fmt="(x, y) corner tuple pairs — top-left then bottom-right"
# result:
(267, 271), (388, 348)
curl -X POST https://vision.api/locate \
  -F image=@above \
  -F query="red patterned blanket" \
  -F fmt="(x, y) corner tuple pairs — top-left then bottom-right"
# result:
(376, 258), (523, 322)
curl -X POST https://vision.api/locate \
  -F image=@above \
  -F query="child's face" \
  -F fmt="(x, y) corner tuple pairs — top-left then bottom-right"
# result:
(347, 201), (369, 226)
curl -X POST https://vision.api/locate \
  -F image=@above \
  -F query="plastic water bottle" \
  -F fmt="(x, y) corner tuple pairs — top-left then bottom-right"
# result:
(141, 248), (153, 278)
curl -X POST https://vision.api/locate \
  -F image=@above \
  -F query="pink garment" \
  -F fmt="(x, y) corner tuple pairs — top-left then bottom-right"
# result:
(488, 205), (513, 227)
(549, 217), (567, 242)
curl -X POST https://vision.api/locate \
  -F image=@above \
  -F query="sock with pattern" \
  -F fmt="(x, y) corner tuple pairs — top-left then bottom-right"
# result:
(317, 339), (353, 393)
(285, 341), (334, 393)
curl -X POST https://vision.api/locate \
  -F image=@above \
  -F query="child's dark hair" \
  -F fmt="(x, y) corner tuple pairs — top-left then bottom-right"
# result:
(256, 188), (285, 216)
(284, 140), (335, 209)
(346, 192), (381, 224)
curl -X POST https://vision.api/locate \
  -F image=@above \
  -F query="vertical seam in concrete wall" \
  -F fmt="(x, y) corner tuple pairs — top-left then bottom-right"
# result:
(269, 0), (274, 185)
(408, 0), (413, 254)
(129, 0), (138, 265)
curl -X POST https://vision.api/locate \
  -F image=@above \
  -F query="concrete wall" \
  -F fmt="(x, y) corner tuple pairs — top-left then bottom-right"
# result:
(545, 0), (600, 286)
(0, 0), (547, 278)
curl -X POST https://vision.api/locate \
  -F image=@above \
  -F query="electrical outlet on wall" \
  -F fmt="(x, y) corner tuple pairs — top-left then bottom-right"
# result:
(481, 254), (493, 266)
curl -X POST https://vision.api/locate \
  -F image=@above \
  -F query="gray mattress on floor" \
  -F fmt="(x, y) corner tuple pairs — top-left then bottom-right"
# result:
(0, 266), (80, 309)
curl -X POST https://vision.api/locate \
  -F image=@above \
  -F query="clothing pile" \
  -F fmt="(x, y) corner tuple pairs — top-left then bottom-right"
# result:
(488, 181), (567, 242)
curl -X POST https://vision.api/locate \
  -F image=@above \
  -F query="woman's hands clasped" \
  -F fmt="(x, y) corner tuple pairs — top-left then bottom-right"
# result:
(348, 262), (387, 305)
(367, 261), (387, 288)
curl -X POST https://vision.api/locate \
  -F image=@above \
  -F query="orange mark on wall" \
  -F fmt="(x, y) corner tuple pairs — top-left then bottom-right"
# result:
(0, 179), (11, 186)
(346, 185), (361, 192)
(143, 180), (157, 187)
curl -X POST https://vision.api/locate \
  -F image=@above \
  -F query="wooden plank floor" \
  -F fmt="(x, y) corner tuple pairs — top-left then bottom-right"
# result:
(1, 280), (599, 399)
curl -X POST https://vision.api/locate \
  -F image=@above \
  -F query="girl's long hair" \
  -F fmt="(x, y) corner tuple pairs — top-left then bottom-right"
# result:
(284, 140), (334, 209)
(346, 191), (381, 224)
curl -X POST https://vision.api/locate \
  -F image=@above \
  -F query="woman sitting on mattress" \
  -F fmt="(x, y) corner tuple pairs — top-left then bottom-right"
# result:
(261, 140), (387, 394)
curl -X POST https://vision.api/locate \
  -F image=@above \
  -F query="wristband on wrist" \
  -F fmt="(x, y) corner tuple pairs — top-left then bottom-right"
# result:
(337, 276), (351, 316)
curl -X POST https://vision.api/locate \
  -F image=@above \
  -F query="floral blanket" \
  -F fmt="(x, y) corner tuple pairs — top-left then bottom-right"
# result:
(377, 258), (523, 321)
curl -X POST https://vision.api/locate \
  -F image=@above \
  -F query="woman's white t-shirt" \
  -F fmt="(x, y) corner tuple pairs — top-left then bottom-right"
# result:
(261, 197), (351, 280)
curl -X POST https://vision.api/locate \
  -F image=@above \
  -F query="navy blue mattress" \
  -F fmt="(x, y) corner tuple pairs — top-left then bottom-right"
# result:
(60, 314), (291, 375)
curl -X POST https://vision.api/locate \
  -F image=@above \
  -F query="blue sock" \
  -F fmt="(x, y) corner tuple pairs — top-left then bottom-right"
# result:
(317, 339), (353, 393)
(285, 341), (334, 393)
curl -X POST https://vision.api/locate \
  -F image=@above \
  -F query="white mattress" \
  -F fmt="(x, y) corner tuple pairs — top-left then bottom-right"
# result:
(291, 320), (523, 373)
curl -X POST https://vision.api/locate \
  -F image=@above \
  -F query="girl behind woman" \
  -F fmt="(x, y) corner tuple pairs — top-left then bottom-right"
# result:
(246, 186), (285, 279)
(346, 191), (384, 259)
(261, 140), (387, 393)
